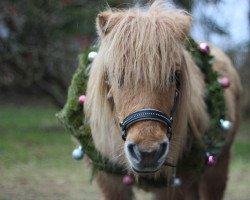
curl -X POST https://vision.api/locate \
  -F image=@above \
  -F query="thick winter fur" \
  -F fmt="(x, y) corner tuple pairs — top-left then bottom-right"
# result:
(85, 1), (241, 199)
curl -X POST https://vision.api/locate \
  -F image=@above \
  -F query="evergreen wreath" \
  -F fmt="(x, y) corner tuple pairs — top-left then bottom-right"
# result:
(57, 38), (231, 186)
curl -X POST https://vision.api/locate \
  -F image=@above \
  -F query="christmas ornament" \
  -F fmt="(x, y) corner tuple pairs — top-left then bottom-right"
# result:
(88, 51), (97, 62)
(206, 153), (217, 166)
(218, 77), (231, 89)
(199, 42), (210, 54)
(171, 176), (182, 187)
(122, 175), (135, 186)
(78, 95), (86, 105)
(72, 146), (84, 160)
(220, 119), (232, 131)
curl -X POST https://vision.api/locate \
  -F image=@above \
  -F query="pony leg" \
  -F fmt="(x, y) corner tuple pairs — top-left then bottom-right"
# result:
(96, 171), (135, 200)
(199, 148), (231, 200)
(153, 179), (200, 200)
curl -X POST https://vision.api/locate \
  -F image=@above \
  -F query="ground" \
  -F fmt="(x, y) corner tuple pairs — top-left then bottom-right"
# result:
(0, 104), (249, 200)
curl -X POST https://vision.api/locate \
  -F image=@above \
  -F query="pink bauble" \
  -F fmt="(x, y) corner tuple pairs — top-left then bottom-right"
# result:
(218, 77), (231, 89)
(199, 42), (210, 54)
(206, 155), (217, 166)
(78, 95), (86, 104)
(122, 175), (135, 186)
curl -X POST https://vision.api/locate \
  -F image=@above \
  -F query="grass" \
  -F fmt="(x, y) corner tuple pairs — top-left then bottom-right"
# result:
(0, 104), (98, 200)
(0, 104), (249, 200)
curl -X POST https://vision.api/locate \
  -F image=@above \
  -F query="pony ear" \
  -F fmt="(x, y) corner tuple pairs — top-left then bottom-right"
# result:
(96, 11), (123, 37)
(170, 13), (192, 41)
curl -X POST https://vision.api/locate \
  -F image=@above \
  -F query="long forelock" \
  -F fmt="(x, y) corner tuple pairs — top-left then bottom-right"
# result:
(101, 3), (184, 90)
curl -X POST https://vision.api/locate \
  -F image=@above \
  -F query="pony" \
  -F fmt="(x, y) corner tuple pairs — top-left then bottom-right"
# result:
(85, 1), (241, 199)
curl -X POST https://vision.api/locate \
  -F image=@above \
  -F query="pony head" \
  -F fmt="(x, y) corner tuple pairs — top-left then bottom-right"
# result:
(86, 1), (195, 174)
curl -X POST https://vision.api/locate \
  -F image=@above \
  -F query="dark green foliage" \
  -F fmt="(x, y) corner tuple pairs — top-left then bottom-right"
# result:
(172, 0), (194, 11)
(0, 0), (132, 107)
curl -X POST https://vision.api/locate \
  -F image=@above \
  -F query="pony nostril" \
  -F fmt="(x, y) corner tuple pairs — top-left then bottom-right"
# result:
(127, 143), (141, 163)
(157, 142), (168, 160)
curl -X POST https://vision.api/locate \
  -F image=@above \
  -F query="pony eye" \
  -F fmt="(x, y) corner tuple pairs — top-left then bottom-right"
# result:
(169, 74), (175, 83)
(169, 71), (180, 84)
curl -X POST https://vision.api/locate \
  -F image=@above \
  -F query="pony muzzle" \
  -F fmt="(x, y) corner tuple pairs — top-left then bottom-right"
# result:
(125, 140), (169, 173)
(120, 109), (178, 172)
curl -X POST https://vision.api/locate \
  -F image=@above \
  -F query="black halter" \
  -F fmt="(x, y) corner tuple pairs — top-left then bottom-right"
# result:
(119, 88), (179, 141)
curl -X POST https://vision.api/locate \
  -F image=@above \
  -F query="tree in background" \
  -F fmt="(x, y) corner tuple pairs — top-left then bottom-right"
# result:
(0, 0), (130, 107)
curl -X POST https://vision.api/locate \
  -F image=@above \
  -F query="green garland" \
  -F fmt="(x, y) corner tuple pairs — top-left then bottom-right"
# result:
(186, 38), (226, 155)
(57, 38), (227, 185)
(57, 47), (125, 175)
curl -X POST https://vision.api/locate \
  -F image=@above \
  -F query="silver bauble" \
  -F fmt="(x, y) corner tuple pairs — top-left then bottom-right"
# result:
(171, 177), (182, 187)
(88, 51), (97, 62)
(220, 119), (232, 131)
(72, 146), (84, 160)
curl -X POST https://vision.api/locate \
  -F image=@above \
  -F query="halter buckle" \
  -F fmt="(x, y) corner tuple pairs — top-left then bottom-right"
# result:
(122, 130), (127, 141)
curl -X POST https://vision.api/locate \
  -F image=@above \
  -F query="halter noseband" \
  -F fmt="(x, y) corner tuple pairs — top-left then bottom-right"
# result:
(119, 88), (179, 141)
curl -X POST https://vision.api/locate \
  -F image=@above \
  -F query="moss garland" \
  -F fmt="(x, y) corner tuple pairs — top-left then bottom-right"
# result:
(57, 47), (125, 175)
(57, 38), (227, 186)
(186, 38), (226, 155)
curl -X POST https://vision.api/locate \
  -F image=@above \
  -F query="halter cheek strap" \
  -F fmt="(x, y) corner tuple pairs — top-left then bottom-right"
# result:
(119, 90), (179, 141)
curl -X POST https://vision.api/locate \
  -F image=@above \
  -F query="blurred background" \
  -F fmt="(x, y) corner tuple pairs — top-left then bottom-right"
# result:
(0, 0), (249, 199)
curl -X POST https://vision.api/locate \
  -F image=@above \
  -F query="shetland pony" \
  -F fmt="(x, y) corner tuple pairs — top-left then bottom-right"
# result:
(85, 1), (241, 199)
